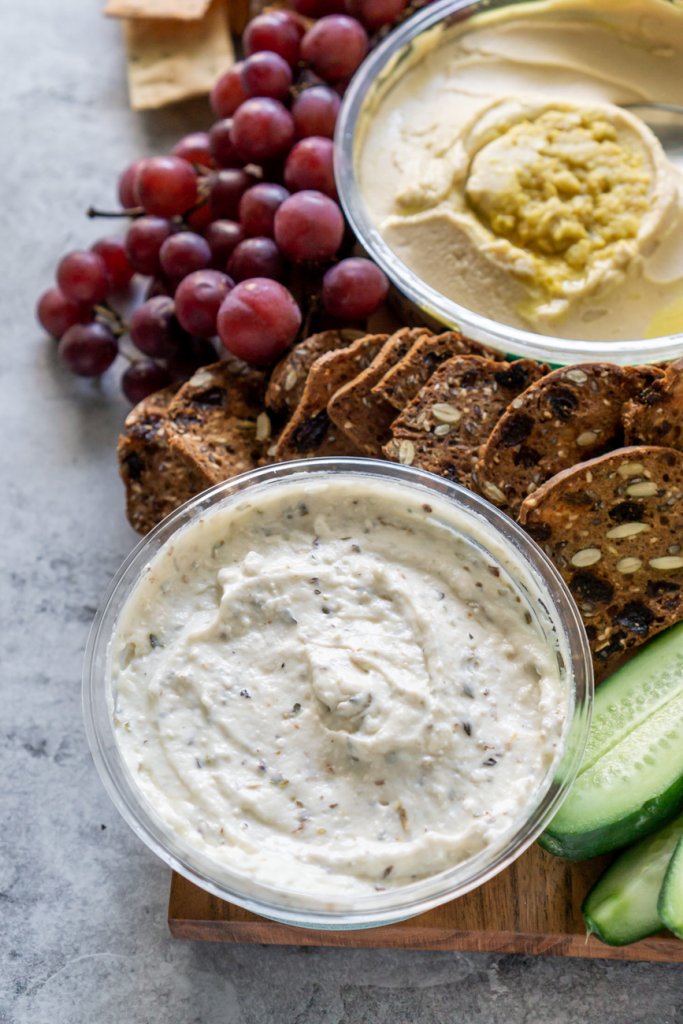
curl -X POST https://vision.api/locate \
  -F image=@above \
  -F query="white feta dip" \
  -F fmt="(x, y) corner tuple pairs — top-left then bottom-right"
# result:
(111, 474), (567, 898)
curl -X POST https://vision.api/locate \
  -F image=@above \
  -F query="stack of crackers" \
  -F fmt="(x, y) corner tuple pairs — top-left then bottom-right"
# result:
(105, 0), (242, 109)
(118, 327), (683, 679)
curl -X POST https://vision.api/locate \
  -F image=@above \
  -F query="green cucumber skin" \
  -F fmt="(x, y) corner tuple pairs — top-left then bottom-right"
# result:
(539, 777), (683, 860)
(582, 812), (683, 947)
(541, 623), (683, 860)
(658, 835), (683, 939)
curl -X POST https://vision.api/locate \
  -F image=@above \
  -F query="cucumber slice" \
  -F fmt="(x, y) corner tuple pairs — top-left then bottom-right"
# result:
(658, 835), (683, 939)
(541, 622), (683, 859)
(583, 811), (683, 946)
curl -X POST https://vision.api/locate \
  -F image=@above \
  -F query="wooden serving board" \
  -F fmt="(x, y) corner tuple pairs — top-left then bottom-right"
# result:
(168, 843), (683, 961)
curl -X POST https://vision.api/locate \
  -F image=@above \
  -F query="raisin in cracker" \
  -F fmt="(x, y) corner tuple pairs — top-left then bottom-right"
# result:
(117, 385), (208, 535)
(519, 446), (683, 678)
(476, 364), (662, 517)
(384, 356), (546, 486)
(371, 330), (501, 412)
(327, 327), (431, 456)
(274, 334), (388, 461)
(266, 329), (363, 417)
(167, 360), (270, 486)
(624, 359), (683, 452)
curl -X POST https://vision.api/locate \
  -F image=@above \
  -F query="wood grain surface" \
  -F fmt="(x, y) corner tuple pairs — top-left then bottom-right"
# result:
(168, 843), (683, 961)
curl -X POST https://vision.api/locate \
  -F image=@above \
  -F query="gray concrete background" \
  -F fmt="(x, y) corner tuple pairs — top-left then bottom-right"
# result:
(2, 1), (682, 1020)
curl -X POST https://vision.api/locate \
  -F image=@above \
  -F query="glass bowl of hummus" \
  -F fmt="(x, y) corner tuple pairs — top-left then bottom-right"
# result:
(337, 0), (683, 366)
(84, 458), (592, 929)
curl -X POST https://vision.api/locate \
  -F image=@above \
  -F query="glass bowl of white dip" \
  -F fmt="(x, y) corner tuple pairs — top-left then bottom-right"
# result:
(84, 458), (592, 929)
(336, 0), (683, 366)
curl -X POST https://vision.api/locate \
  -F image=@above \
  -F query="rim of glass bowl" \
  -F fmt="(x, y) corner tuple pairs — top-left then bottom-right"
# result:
(83, 457), (593, 930)
(335, 0), (683, 367)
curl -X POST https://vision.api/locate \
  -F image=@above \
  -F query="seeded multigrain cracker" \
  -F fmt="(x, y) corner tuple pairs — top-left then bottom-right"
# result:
(624, 359), (683, 452)
(274, 334), (388, 461)
(518, 446), (683, 678)
(166, 360), (269, 485)
(266, 330), (362, 417)
(384, 356), (547, 485)
(371, 330), (502, 412)
(123, 0), (234, 110)
(327, 327), (432, 456)
(475, 363), (664, 516)
(117, 386), (208, 535)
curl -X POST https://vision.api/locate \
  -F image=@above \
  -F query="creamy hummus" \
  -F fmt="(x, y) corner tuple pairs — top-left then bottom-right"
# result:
(111, 473), (566, 900)
(357, 0), (683, 341)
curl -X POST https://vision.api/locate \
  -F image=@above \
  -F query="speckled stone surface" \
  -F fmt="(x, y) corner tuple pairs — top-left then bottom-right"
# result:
(2, 2), (683, 1021)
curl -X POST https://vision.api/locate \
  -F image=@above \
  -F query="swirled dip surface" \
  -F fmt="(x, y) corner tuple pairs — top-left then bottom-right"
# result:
(357, 0), (683, 341)
(112, 475), (566, 899)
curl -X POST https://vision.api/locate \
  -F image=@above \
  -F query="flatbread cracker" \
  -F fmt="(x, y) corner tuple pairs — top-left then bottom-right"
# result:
(167, 360), (270, 486)
(106, 0), (212, 19)
(371, 331), (501, 412)
(519, 446), (683, 678)
(327, 328), (431, 456)
(384, 356), (546, 485)
(274, 334), (388, 461)
(124, 0), (234, 110)
(117, 385), (208, 535)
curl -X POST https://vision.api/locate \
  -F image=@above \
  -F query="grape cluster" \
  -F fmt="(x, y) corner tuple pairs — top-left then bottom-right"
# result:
(36, 0), (409, 403)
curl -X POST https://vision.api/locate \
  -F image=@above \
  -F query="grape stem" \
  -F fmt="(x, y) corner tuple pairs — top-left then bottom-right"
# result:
(181, 197), (210, 222)
(94, 302), (128, 337)
(299, 292), (321, 341)
(86, 205), (144, 219)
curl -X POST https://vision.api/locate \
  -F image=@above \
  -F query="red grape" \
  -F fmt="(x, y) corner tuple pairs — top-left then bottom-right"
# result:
(241, 51), (293, 101)
(274, 190), (344, 262)
(129, 296), (187, 358)
(348, 0), (407, 30)
(204, 220), (245, 268)
(217, 278), (301, 364)
(125, 216), (174, 276)
(322, 257), (389, 318)
(135, 156), (198, 217)
(58, 322), (118, 377)
(292, 86), (341, 139)
(171, 131), (213, 168)
(284, 137), (337, 198)
(37, 288), (92, 339)
(209, 168), (256, 220)
(175, 269), (233, 337)
(145, 277), (172, 300)
(184, 199), (214, 232)
(122, 360), (172, 404)
(301, 16), (368, 82)
(239, 183), (289, 238)
(159, 231), (211, 282)
(210, 64), (248, 118)
(243, 11), (302, 67)
(231, 98), (295, 163)
(91, 237), (134, 291)
(209, 119), (242, 169)
(57, 250), (109, 305)
(291, 0), (346, 14)
(118, 159), (145, 208)
(227, 237), (285, 282)
(166, 336), (219, 382)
